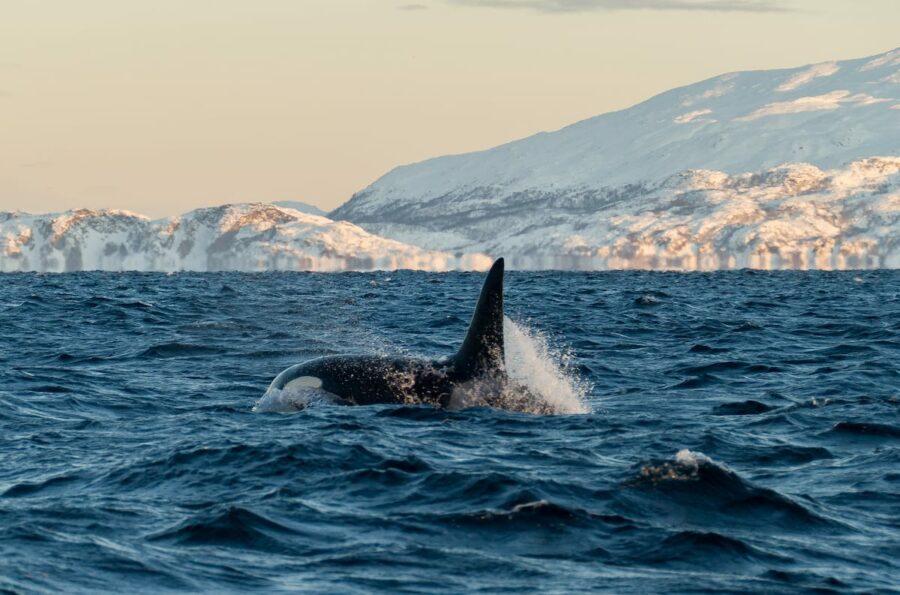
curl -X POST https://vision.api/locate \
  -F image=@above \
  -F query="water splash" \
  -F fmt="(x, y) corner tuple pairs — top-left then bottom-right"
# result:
(252, 385), (338, 413)
(502, 317), (592, 415)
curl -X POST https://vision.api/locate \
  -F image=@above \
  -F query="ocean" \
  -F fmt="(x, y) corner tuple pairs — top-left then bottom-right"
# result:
(1, 270), (898, 593)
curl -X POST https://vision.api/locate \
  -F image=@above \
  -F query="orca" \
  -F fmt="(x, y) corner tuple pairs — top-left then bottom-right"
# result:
(266, 258), (508, 408)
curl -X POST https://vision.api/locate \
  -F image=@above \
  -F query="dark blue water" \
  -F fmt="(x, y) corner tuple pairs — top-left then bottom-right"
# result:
(1, 270), (898, 593)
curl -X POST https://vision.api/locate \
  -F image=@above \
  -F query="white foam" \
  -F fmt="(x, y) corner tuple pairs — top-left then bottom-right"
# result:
(637, 449), (717, 483)
(502, 317), (591, 415)
(675, 449), (712, 470)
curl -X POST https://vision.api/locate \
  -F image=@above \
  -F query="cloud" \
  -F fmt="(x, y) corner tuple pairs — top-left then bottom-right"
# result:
(447, 0), (789, 13)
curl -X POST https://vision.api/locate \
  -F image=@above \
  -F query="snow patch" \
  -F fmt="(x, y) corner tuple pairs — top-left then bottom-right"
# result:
(776, 61), (839, 92)
(681, 76), (735, 106)
(271, 201), (327, 217)
(736, 90), (890, 121)
(861, 48), (900, 71)
(674, 108), (713, 124)
(880, 71), (900, 84)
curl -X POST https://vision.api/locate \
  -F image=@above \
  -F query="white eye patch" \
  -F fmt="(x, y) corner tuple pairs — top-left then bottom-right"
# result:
(285, 376), (323, 390)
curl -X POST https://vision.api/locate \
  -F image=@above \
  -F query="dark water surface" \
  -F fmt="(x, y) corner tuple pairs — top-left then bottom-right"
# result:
(1, 270), (898, 593)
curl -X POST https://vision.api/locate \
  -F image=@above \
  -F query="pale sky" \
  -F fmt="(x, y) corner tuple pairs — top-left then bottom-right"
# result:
(1, 0), (897, 217)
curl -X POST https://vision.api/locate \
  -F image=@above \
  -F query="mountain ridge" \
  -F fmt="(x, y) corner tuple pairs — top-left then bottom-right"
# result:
(0, 203), (491, 272)
(329, 47), (899, 270)
(3, 48), (897, 272)
(333, 47), (899, 202)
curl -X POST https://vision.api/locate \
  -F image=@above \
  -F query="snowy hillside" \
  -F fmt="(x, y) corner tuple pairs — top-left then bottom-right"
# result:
(271, 201), (327, 217)
(332, 48), (900, 270)
(0, 204), (491, 272)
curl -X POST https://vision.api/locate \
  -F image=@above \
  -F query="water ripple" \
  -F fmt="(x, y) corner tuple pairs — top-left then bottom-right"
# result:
(0, 270), (898, 592)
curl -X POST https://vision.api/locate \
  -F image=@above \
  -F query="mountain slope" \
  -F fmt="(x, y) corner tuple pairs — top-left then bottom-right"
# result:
(331, 48), (900, 270)
(271, 201), (327, 217)
(0, 204), (490, 272)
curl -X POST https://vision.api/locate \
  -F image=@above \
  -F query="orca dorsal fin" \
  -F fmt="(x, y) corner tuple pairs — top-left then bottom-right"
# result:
(453, 258), (505, 378)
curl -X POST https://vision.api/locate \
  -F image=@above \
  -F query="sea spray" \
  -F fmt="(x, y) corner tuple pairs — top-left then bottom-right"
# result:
(503, 317), (592, 415)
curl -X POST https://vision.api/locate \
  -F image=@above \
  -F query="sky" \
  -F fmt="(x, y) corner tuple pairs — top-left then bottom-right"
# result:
(1, 0), (897, 217)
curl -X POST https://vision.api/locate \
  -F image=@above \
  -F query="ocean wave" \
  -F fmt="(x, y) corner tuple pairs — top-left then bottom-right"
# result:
(676, 361), (783, 375)
(436, 499), (593, 528)
(149, 506), (301, 551)
(632, 530), (792, 567)
(3, 471), (88, 497)
(626, 450), (839, 530)
(140, 342), (228, 358)
(711, 400), (774, 415)
(826, 421), (900, 439)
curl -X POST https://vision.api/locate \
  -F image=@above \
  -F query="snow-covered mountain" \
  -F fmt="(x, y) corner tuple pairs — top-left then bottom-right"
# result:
(4, 49), (897, 273)
(332, 48), (900, 270)
(0, 204), (491, 272)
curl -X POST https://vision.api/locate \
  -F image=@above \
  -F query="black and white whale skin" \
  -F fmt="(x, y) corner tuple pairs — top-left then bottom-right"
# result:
(267, 258), (508, 407)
